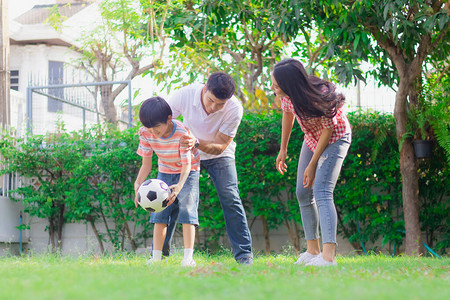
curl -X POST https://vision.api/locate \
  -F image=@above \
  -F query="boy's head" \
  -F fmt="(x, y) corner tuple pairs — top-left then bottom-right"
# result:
(139, 96), (172, 130)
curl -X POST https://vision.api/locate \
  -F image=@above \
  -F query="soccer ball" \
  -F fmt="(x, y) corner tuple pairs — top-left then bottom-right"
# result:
(137, 179), (170, 213)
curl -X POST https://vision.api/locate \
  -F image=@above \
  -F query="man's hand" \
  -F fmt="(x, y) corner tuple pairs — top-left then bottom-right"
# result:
(180, 134), (197, 150)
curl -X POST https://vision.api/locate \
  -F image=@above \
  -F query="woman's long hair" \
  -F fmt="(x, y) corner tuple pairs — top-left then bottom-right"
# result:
(273, 59), (345, 120)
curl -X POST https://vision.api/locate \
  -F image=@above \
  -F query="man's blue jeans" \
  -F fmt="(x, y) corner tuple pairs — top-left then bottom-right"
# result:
(163, 157), (253, 262)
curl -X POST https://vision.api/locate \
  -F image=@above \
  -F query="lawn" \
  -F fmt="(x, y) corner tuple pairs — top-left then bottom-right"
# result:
(0, 253), (448, 300)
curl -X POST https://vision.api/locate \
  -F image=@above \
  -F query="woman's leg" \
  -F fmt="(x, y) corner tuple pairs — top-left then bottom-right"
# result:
(313, 135), (351, 262)
(296, 142), (320, 254)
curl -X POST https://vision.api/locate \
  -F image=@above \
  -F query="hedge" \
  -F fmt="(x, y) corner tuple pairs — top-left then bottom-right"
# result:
(1, 111), (448, 254)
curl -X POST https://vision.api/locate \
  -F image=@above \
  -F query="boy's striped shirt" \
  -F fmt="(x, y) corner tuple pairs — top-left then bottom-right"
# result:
(137, 119), (200, 174)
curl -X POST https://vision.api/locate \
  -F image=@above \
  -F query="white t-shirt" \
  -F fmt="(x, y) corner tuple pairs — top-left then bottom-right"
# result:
(167, 83), (243, 160)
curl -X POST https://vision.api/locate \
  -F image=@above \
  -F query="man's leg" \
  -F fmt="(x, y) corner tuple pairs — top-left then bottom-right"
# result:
(201, 157), (253, 263)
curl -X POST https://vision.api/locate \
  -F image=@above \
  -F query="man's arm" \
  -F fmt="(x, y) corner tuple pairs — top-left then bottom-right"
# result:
(180, 131), (233, 155)
(197, 131), (233, 155)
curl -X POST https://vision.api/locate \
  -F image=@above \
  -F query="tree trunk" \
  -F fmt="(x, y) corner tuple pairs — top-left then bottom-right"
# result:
(100, 85), (118, 125)
(57, 204), (65, 251)
(284, 219), (300, 252)
(261, 216), (271, 255)
(88, 217), (105, 254)
(394, 79), (424, 256)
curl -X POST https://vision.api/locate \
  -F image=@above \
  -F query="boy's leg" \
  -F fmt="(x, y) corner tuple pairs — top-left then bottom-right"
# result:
(150, 223), (167, 263)
(176, 171), (199, 267)
(201, 158), (253, 264)
(156, 173), (179, 256)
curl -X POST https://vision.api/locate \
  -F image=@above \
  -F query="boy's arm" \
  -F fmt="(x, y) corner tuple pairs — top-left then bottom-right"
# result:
(134, 156), (153, 207)
(167, 149), (192, 204)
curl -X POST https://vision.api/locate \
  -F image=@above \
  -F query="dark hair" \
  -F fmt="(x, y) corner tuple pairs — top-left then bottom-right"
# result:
(273, 58), (345, 119)
(206, 72), (236, 100)
(139, 96), (172, 128)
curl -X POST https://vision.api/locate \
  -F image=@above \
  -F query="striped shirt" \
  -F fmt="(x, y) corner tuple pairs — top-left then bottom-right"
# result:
(280, 96), (351, 152)
(137, 119), (200, 174)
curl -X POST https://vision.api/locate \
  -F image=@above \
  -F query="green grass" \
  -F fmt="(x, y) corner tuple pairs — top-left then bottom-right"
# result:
(0, 253), (448, 300)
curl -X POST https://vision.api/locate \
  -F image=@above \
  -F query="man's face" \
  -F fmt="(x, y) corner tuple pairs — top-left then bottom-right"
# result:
(202, 89), (228, 115)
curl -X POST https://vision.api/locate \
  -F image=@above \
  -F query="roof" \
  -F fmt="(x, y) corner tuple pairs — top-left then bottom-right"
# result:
(14, 1), (92, 25)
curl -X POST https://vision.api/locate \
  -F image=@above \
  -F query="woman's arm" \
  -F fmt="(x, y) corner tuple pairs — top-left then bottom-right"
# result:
(276, 111), (295, 174)
(303, 127), (333, 187)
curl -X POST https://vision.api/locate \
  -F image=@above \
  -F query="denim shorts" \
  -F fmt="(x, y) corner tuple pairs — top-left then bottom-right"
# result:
(150, 171), (199, 225)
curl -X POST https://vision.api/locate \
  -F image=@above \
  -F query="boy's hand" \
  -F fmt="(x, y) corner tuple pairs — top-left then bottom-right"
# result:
(134, 181), (142, 208)
(167, 184), (181, 206)
(134, 194), (139, 208)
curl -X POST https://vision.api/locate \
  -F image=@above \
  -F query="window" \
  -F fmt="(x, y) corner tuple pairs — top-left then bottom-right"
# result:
(10, 70), (19, 91)
(48, 61), (64, 112)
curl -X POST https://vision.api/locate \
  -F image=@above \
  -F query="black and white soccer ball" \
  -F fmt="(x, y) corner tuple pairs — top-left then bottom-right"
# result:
(137, 179), (170, 213)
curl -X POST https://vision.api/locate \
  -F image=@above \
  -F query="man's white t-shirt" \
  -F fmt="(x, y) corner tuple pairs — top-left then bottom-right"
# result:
(167, 83), (243, 160)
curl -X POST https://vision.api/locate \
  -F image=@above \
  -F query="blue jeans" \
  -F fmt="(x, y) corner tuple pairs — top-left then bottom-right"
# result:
(163, 157), (253, 262)
(150, 171), (199, 225)
(296, 134), (351, 244)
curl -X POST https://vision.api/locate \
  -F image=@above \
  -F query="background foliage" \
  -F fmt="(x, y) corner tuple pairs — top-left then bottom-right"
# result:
(1, 112), (448, 255)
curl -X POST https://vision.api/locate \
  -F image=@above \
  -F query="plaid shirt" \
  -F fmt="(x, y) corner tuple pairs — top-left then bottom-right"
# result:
(280, 96), (351, 152)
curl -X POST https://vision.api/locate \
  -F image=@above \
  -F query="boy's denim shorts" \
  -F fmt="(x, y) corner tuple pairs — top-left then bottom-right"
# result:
(150, 171), (199, 225)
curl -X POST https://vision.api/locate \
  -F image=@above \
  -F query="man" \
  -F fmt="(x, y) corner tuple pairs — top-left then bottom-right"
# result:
(163, 72), (253, 264)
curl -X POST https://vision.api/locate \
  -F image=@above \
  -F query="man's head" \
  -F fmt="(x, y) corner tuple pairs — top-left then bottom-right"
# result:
(139, 96), (173, 138)
(203, 72), (236, 114)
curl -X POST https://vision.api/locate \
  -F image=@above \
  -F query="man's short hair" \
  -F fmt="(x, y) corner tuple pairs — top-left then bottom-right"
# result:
(206, 72), (236, 100)
(139, 96), (172, 128)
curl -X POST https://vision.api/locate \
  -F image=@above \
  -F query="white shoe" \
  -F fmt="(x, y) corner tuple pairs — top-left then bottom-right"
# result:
(181, 259), (196, 267)
(305, 256), (337, 267)
(146, 258), (161, 265)
(294, 252), (321, 265)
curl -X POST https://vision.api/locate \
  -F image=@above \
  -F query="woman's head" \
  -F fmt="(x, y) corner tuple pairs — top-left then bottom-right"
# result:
(272, 58), (344, 119)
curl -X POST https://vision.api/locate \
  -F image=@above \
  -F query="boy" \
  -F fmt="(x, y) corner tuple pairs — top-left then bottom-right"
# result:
(134, 96), (200, 267)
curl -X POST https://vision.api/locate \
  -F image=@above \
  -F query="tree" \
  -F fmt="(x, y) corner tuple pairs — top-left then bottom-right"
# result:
(74, 0), (173, 124)
(154, 0), (313, 109)
(307, 0), (449, 255)
(47, 0), (173, 124)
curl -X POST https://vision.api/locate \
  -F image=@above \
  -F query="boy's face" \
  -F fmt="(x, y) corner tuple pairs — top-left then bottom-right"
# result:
(145, 116), (173, 139)
(202, 88), (228, 115)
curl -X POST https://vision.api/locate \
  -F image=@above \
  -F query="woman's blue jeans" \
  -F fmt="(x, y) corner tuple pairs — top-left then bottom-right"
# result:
(296, 134), (351, 244)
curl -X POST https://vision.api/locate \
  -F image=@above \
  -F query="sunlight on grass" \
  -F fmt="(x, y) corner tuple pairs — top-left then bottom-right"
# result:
(1, 253), (448, 300)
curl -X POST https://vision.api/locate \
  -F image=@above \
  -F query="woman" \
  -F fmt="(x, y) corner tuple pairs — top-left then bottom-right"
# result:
(271, 59), (352, 266)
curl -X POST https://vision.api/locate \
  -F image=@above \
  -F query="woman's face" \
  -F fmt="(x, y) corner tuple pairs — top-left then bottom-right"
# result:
(270, 74), (287, 97)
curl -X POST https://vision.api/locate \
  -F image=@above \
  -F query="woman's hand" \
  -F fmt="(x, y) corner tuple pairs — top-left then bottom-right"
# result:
(303, 162), (317, 188)
(276, 150), (288, 175)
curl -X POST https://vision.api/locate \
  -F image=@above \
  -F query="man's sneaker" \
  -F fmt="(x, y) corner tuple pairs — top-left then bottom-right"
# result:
(294, 252), (321, 265)
(237, 257), (253, 265)
(181, 259), (196, 267)
(305, 256), (337, 267)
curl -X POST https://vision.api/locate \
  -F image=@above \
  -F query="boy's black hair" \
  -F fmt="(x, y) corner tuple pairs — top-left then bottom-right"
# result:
(206, 72), (236, 100)
(139, 96), (172, 128)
